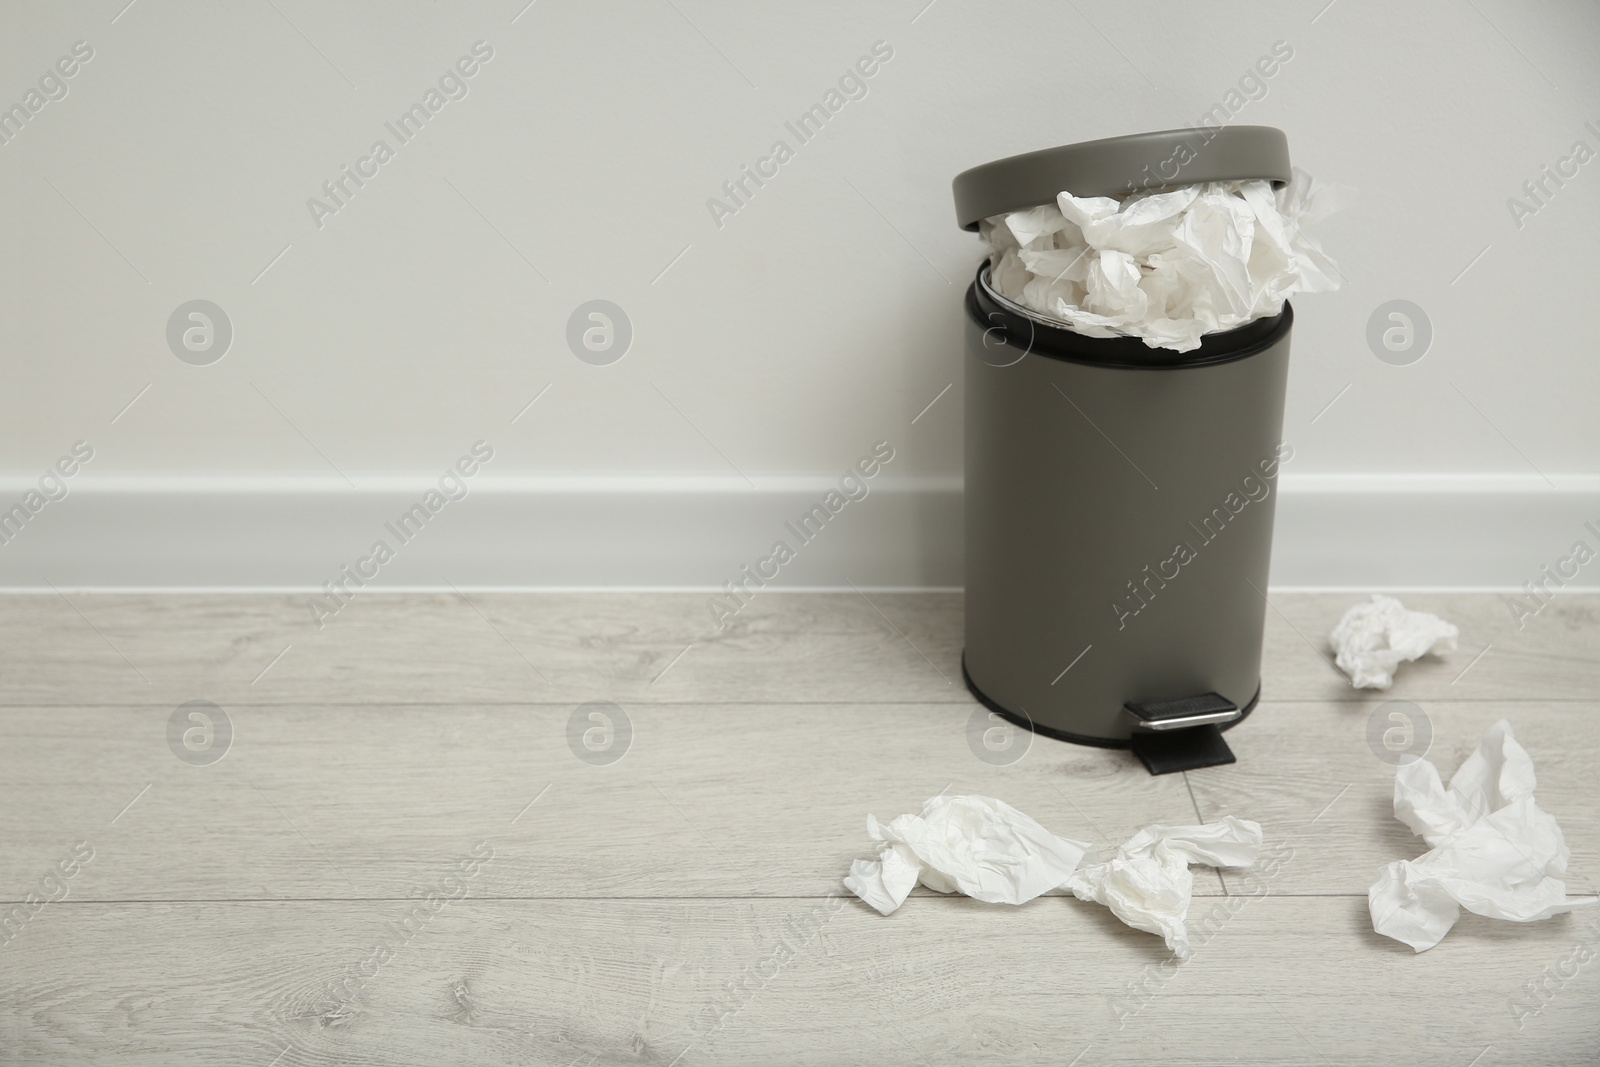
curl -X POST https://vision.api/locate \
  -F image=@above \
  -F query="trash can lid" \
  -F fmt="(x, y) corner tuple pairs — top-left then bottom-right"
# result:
(951, 126), (1290, 231)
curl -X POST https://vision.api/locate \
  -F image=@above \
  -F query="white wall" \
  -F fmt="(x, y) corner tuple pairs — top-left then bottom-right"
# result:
(2, 0), (1598, 589)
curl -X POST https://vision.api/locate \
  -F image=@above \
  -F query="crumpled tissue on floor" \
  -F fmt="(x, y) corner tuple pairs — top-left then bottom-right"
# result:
(1330, 594), (1458, 689)
(1064, 816), (1265, 959)
(1369, 720), (1596, 952)
(844, 795), (1265, 958)
(843, 794), (1089, 916)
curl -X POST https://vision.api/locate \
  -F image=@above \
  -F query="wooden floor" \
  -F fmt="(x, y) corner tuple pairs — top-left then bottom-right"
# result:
(0, 591), (1595, 1066)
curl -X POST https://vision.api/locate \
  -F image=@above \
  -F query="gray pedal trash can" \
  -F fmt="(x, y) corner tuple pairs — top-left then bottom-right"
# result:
(953, 127), (1298, 775)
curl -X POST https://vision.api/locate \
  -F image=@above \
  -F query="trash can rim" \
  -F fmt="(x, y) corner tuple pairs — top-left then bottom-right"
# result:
(968, 262), (1292, 370)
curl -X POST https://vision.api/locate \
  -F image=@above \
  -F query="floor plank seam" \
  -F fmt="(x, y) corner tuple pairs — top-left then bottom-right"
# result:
(20, 892), (1394, 905)
(2, 697), (1596, 710)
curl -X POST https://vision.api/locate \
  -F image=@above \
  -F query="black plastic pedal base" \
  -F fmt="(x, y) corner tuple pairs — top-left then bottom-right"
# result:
(1129, 723), (1237, 775)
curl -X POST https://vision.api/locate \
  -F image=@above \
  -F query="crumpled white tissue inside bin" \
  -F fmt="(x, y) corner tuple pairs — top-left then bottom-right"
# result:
(1330, 594), (1459, 689)
(1065, 816), (1265, 959)
(1369, 720), (1597, 952)
(843, 795), (1089, 916)
(980, 168), (1350, 351)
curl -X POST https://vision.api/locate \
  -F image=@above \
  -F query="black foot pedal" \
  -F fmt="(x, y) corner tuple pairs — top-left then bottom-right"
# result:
(1130, 723), (1236, 774)
(1124, 693), (1241, 775)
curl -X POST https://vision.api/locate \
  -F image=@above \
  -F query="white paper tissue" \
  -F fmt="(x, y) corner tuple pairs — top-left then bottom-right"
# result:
(1330, 594), (1459, 689)
(1065, 816), (1265, 959)
(843, 796), (1266, 958)
(1369, 720), (1597, 952)
(980, 168), (1349, 351)
(843, 794), (1089, 916)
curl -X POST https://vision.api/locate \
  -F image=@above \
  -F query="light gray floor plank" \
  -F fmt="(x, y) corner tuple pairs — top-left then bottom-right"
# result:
(0, 703), (1200, 901)
(2, 700), (1592, 904)
(2, 593), (1596, 1066)
(0, 592), (1593, 706)
(2, 897), (1594, 1067)
(0, 592), (966, 706)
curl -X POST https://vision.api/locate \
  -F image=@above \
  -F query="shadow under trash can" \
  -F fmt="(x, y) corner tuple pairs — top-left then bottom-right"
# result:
(953, 127), (1301, 775)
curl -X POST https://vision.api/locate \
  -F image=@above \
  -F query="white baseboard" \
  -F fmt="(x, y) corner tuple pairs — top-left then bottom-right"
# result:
(1271, 474), (1600, 591)
(0, 474), (1596, 591)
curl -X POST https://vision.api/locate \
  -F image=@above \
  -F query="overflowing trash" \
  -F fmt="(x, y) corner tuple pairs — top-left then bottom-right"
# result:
(979, 168), (1349, 351)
